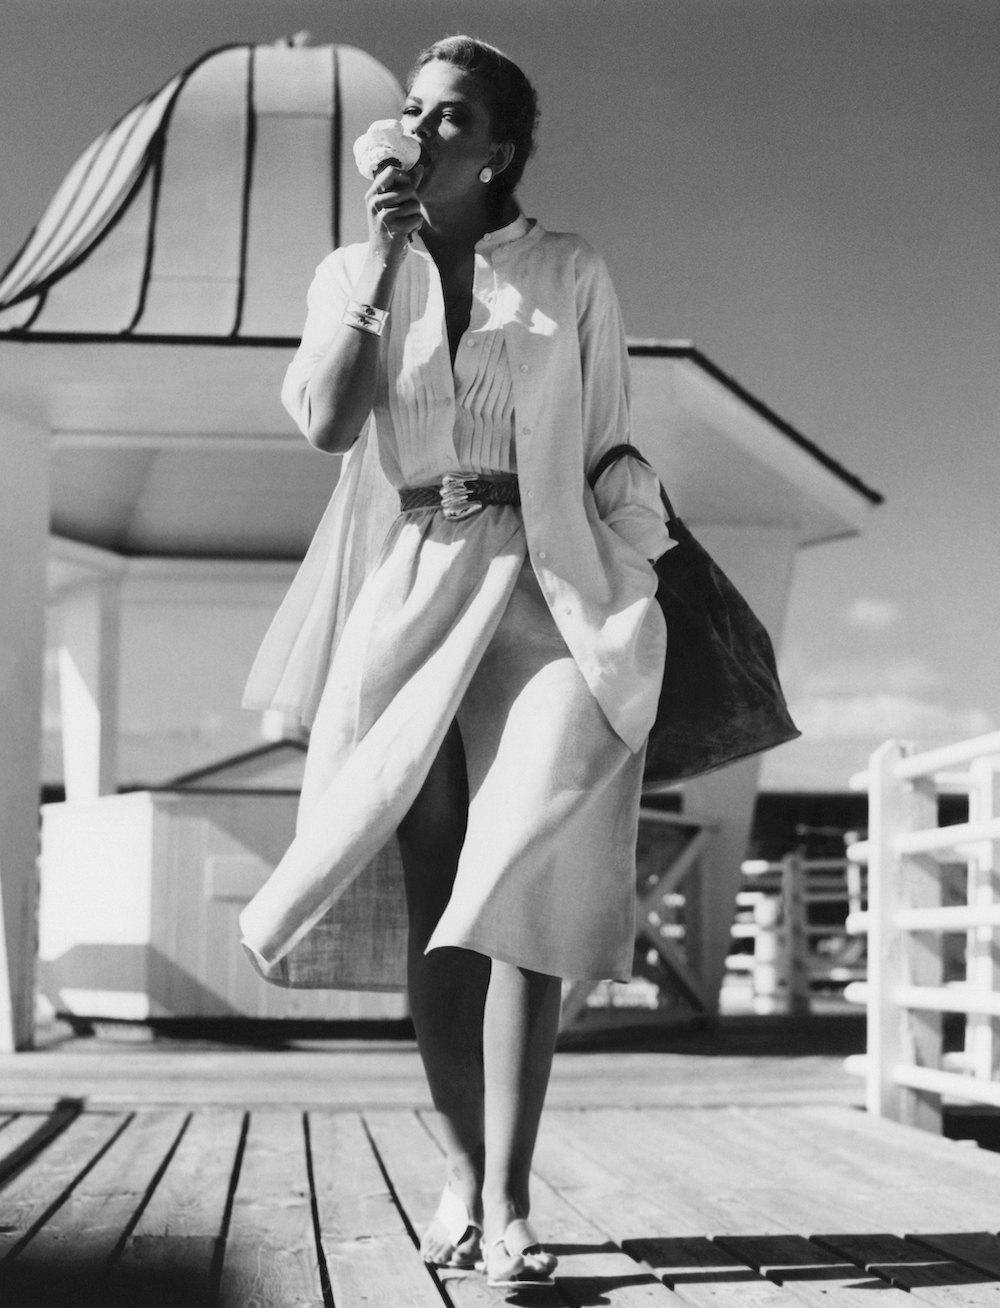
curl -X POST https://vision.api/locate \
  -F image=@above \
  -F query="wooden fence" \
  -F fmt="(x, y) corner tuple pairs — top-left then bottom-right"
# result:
(725, 852), (865, 1014)
(843, 731), (1000, 1132)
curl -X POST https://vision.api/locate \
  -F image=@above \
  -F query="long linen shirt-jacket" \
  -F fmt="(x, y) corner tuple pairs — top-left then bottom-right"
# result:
(244, 216), (669, 753)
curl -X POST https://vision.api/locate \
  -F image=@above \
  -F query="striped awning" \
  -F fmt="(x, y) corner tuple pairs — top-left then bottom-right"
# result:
(0, 39), (403, 341)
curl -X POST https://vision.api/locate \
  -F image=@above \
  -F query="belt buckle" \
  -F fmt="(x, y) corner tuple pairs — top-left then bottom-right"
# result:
(440, 473), (483, 521)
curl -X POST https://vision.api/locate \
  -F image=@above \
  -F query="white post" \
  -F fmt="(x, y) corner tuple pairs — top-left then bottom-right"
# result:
(844, 837), (865, 918)
(752, 893), (785, 1014)
(782, 851), (811, 1015)
(965, 756), (1000, 1081)
(0, 413), (50, 1051)
(866, 739), (942, 1129)
(57, 578), (121, 800)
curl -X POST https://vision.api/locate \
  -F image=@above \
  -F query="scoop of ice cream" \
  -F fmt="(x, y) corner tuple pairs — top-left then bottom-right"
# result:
(353, 119), (422, 180)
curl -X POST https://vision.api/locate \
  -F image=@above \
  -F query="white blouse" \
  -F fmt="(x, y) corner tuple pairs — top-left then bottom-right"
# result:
(384, 248), (517, 478)
(253, 216), (672, 751)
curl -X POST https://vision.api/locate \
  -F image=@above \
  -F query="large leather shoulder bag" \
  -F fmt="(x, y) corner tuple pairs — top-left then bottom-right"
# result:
(590, 443), (800, 786)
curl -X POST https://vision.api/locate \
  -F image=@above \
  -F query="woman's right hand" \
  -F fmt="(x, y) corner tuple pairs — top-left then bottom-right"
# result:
(366, 165), (424, 265)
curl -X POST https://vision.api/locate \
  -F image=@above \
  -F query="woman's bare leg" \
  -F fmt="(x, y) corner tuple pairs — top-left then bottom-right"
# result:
(398, 720), (489, 1260)
(481, 961), (562, 1256)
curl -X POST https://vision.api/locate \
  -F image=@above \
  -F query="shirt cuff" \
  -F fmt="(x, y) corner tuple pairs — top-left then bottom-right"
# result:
(595, 455), (674, 560)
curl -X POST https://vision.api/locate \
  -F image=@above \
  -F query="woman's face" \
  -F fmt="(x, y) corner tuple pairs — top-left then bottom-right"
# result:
(402, 60), (505, 204)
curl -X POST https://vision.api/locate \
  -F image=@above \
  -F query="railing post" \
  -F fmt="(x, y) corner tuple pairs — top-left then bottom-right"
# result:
(844, 833), (865, 918)
(866, 739), (942, 1129)
(965, 757), (1000, 1081)
(752, 893), (785, 1014)
(781, 851), (811, 1015)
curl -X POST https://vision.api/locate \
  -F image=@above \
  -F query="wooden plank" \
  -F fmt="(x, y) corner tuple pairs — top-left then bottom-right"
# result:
(910, 1233), (1000, 1282)
(625, 1237), (804, 1307)
(814, 1233), (1000, 1304)
(715, 1234), (901, 1303)
(310, 1111), (443, 1307)
(0, 1104), (79, 1182)
(0, 1110), (187, 1305)
(105, 1109), (245, 1308)
(0, 1110), (128, 1258)
(218, 1110), (326, 1308)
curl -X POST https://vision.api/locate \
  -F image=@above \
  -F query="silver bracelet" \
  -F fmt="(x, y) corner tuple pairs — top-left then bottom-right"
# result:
(343, 300), (389, 336)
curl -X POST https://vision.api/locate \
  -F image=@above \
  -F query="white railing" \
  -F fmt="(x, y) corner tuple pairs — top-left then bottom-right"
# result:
(726, 852), (865, 1013)
(843, 732), (1000, 1132)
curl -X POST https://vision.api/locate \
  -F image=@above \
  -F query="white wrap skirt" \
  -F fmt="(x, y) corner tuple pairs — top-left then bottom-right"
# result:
(239, 499), (645, 985)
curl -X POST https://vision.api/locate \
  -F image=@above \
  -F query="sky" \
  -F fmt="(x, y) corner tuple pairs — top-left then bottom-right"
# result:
(2, 0), (998, 792)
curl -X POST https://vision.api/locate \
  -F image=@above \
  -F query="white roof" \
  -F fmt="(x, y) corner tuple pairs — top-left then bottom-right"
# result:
(0, 39), (880, 563)
(0, 39), (400, 339)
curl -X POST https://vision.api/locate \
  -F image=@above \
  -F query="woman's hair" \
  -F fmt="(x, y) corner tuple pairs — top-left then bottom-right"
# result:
(406, 35), (539, 217)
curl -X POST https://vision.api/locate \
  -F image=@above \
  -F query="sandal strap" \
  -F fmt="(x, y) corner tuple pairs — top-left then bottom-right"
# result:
(500, 1218), (541, 1258)
(436, 1187), (480, 1245)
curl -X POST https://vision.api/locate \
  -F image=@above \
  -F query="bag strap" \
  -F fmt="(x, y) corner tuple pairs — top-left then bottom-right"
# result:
(588, 442), (677, 522)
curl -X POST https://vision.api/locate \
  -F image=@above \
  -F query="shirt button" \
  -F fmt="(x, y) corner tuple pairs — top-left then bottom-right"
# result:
(467, 339), (477, 348)
(519, 363), (529, 373)
(538, 552), (547, 561)
(522, 425), (531, 435)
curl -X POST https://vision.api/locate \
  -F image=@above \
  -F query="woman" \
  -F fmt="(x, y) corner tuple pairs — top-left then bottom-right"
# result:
(240, 35), (671, 1287)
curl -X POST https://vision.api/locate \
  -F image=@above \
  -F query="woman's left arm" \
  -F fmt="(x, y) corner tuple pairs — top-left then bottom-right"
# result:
(576, 249), (672, 560)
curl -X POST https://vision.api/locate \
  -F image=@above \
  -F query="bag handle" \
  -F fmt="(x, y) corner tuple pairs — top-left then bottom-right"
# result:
(588, 442), (677, 522)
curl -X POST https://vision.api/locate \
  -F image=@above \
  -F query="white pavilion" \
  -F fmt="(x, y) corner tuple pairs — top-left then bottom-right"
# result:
(0, 38), (881, 1049)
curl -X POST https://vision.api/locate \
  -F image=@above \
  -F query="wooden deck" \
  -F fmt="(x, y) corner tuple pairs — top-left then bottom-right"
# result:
(3, 1018), (1000, 1306)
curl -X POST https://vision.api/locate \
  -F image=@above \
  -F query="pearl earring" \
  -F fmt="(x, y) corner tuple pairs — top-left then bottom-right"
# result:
(479, 166), (494, 183)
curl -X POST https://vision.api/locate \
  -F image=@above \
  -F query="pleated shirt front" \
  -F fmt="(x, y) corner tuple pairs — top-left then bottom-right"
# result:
(384, 241), (518, 480)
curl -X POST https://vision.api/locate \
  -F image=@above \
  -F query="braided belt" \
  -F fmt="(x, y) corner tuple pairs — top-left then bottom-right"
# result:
(399, 473), (521, 521)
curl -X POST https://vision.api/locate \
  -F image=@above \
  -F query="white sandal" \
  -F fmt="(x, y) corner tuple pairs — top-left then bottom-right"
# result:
(483, 1218), (557, 1287)
(420, 1188), (482, 1269)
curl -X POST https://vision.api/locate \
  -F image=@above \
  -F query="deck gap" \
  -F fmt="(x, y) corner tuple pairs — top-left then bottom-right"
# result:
(208, 1109), (250, 1304)
(360, 1112), (453, 1306)
(105, 1110), (194, 1266)
(302, 1112), (335, 1308)
(0, 1110), (136, 1263)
